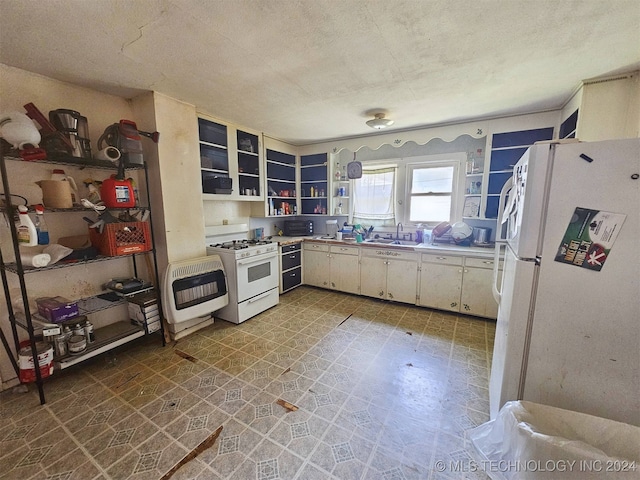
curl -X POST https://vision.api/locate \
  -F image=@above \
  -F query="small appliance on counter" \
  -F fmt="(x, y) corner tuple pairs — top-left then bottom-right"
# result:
(325, 219), (339, 238)
(284, 220), (313, 236)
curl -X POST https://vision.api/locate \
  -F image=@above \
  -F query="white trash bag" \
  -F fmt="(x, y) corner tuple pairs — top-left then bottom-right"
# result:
(469, 401), (639, 479)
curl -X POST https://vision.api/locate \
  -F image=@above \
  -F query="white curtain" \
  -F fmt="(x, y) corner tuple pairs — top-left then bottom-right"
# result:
(352, 167), (396, 226)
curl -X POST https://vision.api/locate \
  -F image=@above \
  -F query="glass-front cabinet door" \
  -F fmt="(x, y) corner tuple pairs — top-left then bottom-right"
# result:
(199, 115), (264, 201)
(199, 118), (230, 195)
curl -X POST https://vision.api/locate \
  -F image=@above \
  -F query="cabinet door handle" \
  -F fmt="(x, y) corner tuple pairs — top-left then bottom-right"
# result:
(436, 256), (447, 260)
(388, 292), (394, 299)
(379, 291), (384, 297)
(289, 255), (296, 259)
(458, 269), (463, 273)
(483, 261), (493, 265)
(464, 269), (468, 273)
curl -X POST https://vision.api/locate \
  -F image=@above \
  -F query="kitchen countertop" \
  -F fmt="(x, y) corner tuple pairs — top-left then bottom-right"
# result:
(274, 235), (497, 257)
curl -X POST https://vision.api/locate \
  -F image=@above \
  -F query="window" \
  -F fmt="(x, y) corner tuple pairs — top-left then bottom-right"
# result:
(352, 166), (396, 226)
(408, 163), (457, 223)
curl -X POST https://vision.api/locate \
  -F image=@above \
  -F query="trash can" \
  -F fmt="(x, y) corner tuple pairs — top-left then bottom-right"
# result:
(469, 401), (640, 479)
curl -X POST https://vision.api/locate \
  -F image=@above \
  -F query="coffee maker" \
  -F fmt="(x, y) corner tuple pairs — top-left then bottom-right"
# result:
(49, 109), (92, 160)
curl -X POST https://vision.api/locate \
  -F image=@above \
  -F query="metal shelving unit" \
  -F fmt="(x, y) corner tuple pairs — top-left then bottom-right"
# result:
(0, 145), (165, 404)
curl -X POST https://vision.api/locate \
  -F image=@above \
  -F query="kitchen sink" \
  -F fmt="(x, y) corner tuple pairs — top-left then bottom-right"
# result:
(364, 238), (412, 246)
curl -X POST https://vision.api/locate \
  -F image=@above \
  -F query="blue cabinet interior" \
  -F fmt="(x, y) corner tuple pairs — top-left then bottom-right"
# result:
(486, 127), (554, 218)
(300, 153), (328, 214)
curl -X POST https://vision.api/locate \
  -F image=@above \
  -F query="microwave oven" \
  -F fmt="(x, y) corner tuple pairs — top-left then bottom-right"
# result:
(284, 220), (314, 236)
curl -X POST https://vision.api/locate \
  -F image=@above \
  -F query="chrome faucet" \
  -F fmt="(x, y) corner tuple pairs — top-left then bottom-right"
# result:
(396, 222), (403, 240)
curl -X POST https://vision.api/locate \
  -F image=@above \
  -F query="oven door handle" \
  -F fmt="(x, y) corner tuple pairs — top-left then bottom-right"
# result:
(247, 290), (273, 304)
(237, 253), (278, 267)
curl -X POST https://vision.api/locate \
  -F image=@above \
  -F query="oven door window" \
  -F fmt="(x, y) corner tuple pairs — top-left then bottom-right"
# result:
(248, 262), (271, 283)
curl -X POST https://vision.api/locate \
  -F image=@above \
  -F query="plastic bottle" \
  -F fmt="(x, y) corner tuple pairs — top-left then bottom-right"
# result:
(34, 204), (50, 245)
(17, 205), (38, 246)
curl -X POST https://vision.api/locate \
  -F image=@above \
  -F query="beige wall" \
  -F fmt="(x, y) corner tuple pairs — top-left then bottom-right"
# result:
(146, 92), (206, 271)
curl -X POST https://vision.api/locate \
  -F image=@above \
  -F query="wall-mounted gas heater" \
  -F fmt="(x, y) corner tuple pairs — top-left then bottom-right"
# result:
(162, 255), (228, 340)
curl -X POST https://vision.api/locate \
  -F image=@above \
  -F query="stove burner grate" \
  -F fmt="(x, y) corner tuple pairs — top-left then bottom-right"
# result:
(211, 239), (272, 250)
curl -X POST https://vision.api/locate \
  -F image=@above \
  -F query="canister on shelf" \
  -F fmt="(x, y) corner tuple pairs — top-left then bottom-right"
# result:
(68, 335), (87, 354)
(72, 323), (84, 337)
(53, 334), (67, 357)
(84, 321), (95, 343)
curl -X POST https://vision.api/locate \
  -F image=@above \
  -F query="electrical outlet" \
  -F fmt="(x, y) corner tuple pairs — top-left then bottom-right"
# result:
(222, 219), (228, 225)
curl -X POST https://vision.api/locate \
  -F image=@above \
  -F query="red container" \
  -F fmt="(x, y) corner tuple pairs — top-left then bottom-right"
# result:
(89, 221), (151, 256)
(18, 341), (54, 383)
(101, 175), (135, 208)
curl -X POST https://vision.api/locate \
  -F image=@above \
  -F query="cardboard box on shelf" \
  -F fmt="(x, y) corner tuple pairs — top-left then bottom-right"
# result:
(127, 292), (159, 334)
(35, 296), (79, 323)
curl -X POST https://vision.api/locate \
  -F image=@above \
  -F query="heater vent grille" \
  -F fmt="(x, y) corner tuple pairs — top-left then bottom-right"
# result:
(170, 258), (224, 281)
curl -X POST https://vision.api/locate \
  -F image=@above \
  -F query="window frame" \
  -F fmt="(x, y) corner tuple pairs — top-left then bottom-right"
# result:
(347, 152), (466, 228)
(405, 158), (462, 225)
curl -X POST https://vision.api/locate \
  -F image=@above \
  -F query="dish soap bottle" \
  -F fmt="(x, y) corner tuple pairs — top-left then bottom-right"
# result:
(34, 204), (50, 245)
(17, 205), (38, 246)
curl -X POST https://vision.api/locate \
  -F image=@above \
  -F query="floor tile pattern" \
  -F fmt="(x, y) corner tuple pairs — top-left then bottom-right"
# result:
(0, 286), (495, 479)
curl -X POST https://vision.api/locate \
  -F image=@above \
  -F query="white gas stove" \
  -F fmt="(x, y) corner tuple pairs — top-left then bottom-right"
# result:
(205, 225), (279, 324)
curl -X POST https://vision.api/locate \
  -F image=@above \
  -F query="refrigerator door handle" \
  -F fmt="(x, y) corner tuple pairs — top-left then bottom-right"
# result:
(493, 177), (513, 303)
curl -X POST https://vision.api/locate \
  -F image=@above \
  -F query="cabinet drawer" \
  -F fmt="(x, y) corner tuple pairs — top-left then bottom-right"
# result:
(330, 245), (359, 256)
(304, 242), (329, 252)
(421, 253), (463, 266)
(465, 257), (503, 269)
(282, 250), (301, 270)
(362, 248), (417, 262)
(281, 242), (301, 254)
(282, 267), (302, 291)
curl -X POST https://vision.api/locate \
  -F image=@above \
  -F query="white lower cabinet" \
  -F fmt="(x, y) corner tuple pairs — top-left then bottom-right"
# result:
(329, 245), (360, 294)
(303, 243), (330, 288)
(460, 257), (502, 318)
(418, 254), (463, 312)
(303, 242), (359, 294)
(360, 248), (418, 303)
(303, 242), (500, 319)
(418, 253), (501, 318)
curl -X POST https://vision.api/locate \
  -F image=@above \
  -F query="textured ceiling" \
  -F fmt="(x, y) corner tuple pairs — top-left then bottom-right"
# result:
(1, 0), (639, 145)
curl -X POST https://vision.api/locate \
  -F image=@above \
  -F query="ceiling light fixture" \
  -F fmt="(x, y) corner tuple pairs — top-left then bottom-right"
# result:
(366, 112), (394, 130)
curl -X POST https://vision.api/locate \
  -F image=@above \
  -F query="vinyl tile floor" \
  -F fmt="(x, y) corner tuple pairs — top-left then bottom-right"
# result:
(0, 287), (495, 479)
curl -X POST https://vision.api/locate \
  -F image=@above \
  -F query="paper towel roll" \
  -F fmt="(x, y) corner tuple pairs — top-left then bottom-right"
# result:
(95, 146), (121, 162)
(20, 252), (51, 268)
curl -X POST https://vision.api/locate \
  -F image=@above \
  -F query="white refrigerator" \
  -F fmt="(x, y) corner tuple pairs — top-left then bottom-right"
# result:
(489, 138), (640, 426)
